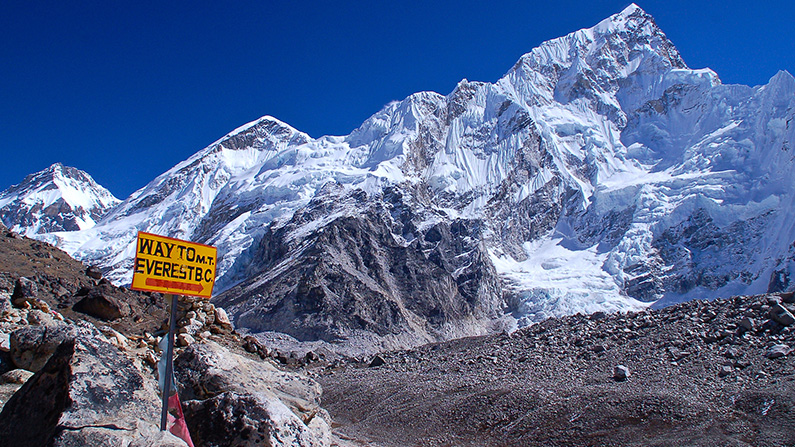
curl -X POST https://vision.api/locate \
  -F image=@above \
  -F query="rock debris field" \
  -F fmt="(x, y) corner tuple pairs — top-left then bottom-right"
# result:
(317, 293), (795, 447)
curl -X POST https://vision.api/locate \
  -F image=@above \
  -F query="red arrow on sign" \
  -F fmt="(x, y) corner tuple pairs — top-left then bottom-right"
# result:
(145, 278), (204, 293)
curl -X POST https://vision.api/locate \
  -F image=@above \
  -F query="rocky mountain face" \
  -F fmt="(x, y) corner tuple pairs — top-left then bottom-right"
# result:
(3, 4), (794, 348)
(0, 163), (119, 236)
(216, 184), (504, 350)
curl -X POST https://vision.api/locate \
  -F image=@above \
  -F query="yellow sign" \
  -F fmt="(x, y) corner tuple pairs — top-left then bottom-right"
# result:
(130, 232), (217, 299)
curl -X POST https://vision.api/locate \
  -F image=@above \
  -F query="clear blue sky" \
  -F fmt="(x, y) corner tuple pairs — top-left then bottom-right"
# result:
(2, 1), (794, 198)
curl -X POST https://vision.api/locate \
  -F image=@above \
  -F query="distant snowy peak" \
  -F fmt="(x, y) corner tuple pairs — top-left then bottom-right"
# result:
(0, 163), (120, 235)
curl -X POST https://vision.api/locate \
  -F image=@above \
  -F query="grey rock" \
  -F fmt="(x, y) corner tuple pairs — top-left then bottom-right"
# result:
(766, 344), (791, 359)
(85, 266), (103, 280)
(26, 309), (56, 327)
(0, 369), (33, 385)
(0, 333), (9, 353)
(613, 365), (630, 381)
(216, 187), (504, 348)
(0, 294), (10, 313)
(214, 306), (232, 327)
(592, 344), (607, 354)
(738, 316), (755, 332)
(183, 391), (326, 447)
(72, 287), (129, 321)
(368, 355), (386, 368)
(10, 277), (37, 307)
(723, 347), (739, 359)
(718, 365), (733, 377)
(9, 322), (96, 372)
(174, 341), (325, 424)
(177, 333), (194, 347)
(768, 303), (795, 326)
(0, 334), (185, 447)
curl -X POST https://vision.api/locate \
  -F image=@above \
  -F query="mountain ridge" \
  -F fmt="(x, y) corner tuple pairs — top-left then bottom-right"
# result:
(2, 4), (794, 348)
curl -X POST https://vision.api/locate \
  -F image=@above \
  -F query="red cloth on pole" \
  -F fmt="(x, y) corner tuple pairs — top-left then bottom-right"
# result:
(167, 393), (194, 447)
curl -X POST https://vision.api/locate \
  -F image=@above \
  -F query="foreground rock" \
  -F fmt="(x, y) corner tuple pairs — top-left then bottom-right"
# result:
(0, 334), (187, 446)
(9, 321), (94, 372)
(185, 392), (326, 447)
(175, 341), (330, 446)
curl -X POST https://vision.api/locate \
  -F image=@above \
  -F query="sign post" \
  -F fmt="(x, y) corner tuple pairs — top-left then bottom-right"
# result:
(130, 231), (217, 432)
(160, 293), (178, 431)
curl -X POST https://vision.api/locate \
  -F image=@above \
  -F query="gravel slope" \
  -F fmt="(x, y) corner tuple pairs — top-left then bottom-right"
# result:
(319, 294), (795, 446)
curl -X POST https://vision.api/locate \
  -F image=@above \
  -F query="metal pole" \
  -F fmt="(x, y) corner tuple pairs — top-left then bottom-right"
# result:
(160, 293), (178, 431)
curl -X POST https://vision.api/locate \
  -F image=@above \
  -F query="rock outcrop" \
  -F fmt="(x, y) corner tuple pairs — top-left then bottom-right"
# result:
(0, 334), (187, 447)
(175, 341), (330, 446)
(216, 186), (505, 352)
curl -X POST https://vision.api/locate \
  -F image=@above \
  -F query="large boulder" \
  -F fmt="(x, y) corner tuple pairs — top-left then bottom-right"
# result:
(0, 333), (187, 446)
(9, 321), (95, 372)
(184, 391), (328, 447)
(10, 277), (37, 307)
(174, 341), (330, 446)
(175, 341), (323, 422)
(72, 284), (130, 321)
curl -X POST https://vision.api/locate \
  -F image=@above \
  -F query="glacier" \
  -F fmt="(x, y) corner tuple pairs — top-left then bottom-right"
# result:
(7, 3), (793, 330)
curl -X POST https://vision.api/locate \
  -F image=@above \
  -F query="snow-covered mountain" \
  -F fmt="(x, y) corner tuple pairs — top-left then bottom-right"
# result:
(0, 163), (120, 236)
(15, 4), (795, 341)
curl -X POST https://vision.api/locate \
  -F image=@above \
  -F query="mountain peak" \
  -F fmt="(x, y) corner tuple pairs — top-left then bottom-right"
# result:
(0, 164), (120, 235)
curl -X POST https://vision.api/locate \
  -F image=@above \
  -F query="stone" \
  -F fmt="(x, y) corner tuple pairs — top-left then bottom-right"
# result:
(0, 334), (9, 353)
(174, 341), (325, 425)
(72, 289), (128, 321)
(768, 303), (795, 326)
(98, 326), (129, 349)
(214, 307), (232, 327)
(180, 318), (203, 336)
(738, 317), (754, 332)
(718, 365), (733, 377)
(0, 294), (11, 314)
(10, 277), (38, 307)
(766, 344), (791, 359)
(0, 334), (188, 447)
(85, 266), (103, 280)
(592, 344), (607, 354)
(144, 350), (158, 366)
(183, 391), (326, 447)
(9, 322), (97, 372)
(26, 309), (56, 327)
(0, 369), (34, 384)
(368, 355), (386, 368)
(613, 365), (630, 381)
(177, 333), (195, 347)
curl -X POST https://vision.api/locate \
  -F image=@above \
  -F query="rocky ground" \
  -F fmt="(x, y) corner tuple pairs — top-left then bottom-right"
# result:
(316, 293), (795, 446)
(0, 225), (331, 446)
